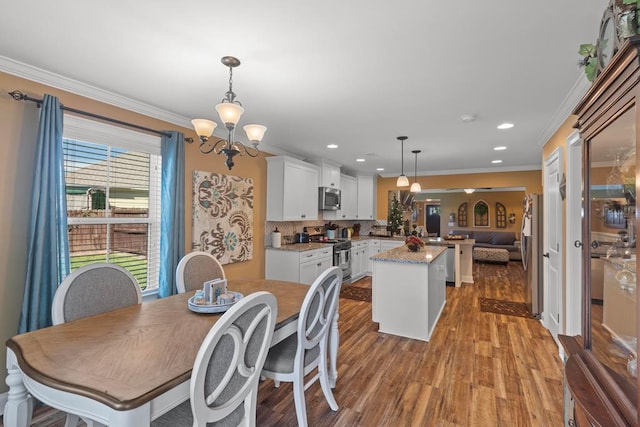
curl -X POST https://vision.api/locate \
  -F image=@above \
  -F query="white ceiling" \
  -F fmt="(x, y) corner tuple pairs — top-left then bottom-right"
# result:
(0, 0), (609, 176)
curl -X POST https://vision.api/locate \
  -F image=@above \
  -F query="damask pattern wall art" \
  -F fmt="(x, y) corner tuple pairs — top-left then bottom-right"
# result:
(192, 170), (254, 264)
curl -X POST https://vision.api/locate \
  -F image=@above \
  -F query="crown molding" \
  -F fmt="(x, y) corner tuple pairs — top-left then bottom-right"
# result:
(535, 73), (591, 147)
(378, 163), (541, 178)
(0, 55), (192, 128)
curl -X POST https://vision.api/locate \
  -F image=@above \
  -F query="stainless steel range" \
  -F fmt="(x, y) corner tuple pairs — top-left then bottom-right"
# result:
(304, 227), (352, 283)
(332, 239), (352, 283)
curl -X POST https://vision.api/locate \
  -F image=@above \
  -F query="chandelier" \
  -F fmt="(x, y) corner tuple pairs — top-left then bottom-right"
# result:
(191, 56), (266, 170)
(396, 136), (409, 187)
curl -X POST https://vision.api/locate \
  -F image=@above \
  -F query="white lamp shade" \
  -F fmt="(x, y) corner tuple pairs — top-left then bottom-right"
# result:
(191, 119), (217, 138)
(243, 124), (267, 142)
(396, 175), (409, 187)
(215, 102), (244, 126)
(410, 182), (422, 193)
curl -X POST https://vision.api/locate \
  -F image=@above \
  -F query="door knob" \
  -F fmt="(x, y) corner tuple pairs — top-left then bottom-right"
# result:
(543, 252), (550, 258)
(575, 240), (583, 248)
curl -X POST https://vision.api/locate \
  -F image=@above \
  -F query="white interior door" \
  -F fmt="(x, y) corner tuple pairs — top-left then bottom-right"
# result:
(544, 148), (562, 343)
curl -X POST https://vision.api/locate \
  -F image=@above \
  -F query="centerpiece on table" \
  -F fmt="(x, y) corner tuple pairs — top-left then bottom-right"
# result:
(405, 235), (425, 252)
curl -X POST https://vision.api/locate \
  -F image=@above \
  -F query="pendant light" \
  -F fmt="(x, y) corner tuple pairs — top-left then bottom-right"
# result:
(396, 136), (409, 187)
(410, 150), (422, 193)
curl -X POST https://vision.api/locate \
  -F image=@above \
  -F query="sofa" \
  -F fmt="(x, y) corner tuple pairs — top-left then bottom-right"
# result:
(450, 230), (522, 261)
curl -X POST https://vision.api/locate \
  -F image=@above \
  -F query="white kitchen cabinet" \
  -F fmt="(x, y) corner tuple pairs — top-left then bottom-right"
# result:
(367, 239), (381, 275)
(323, 174), (357, 220)
(350, 240), (369, 281)
(266, 246), (333, 285)
(356, 175), (376, 220)
(266, 156), (319, 221)
(315, 160), (341, 189)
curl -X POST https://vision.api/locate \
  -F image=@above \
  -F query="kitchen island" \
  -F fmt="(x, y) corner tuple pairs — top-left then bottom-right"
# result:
(371, 245), (447, 341)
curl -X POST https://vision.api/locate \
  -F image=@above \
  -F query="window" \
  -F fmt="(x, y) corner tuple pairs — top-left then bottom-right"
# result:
(62, 115), (161, 291)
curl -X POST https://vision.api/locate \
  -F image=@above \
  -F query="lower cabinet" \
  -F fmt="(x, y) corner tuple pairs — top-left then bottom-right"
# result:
(350, 240), (369, 281)
(266, 247), (333, 285)
(367, 240), (381, 275)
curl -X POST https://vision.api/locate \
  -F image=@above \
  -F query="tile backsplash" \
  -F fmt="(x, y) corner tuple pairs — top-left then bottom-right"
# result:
(265, 220), (378, 246)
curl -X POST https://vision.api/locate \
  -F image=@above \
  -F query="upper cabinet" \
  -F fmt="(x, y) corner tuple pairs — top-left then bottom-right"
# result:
(323, 174), (357, 220)
(266, 156), (319, 221)
(316, 160), (341, 189)
(356, 175), (376, 220)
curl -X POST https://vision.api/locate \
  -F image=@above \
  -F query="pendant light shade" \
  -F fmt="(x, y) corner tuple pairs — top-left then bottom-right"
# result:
(397, 175), (409, 187)
(410, 150), (422, 193)
(396, 136), (409, 187)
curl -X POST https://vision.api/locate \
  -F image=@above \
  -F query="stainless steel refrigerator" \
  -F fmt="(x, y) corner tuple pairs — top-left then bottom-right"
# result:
(521, 193), (543, 319)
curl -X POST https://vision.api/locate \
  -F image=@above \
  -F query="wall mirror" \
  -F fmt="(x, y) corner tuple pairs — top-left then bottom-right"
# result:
(586, 104), (637, 388)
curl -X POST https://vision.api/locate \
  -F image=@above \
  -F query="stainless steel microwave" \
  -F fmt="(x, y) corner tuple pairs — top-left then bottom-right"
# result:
(319, 187), (341, 210)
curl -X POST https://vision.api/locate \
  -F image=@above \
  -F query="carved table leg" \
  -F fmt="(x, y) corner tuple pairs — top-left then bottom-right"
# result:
(4, 348), (33, 427)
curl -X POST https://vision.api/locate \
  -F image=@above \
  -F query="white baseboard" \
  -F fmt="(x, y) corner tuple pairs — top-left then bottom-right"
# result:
(0, 391), (7, 415)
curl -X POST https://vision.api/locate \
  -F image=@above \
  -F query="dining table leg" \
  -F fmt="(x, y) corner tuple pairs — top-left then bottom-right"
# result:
(4, 348), (33, 427)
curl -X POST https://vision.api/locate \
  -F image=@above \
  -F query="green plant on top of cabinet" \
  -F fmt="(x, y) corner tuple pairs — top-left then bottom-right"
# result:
(266, 156), (319, 221)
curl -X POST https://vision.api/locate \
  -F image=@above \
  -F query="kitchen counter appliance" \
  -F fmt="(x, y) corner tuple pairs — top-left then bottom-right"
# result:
(305, 226), (352, 282)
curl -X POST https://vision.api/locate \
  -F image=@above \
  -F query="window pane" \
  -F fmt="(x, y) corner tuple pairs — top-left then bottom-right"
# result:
(63, 137), (160, 291)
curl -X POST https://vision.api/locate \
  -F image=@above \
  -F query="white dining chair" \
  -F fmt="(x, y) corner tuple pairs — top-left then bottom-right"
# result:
(152, 291), (278, 426)
(261, 266), (343, 427)
(51, 262), (142, 427)
(176, 251), (226, 294)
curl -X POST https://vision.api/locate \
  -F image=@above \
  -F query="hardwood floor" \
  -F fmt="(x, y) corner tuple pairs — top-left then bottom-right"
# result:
(256, 261), (564, 426)
(2, 261), (564, 426)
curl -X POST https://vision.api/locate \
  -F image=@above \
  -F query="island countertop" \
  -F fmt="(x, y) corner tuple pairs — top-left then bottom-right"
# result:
(370, 245), (446, 264)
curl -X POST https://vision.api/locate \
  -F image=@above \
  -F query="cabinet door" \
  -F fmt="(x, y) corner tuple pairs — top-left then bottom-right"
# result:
(320, 163), (340, 188)
(342, 175), (358, 219)
(301, 165), (319, 220)
(282, 162), (305, 220)
(299, 260), (318, 285)
(356, 175), (375, 219)
(318, 256), (333, 277)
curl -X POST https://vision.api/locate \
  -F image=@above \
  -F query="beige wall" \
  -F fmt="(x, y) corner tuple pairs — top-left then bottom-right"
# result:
(0, 72), (270, 393)
(376, 170), (543, 223)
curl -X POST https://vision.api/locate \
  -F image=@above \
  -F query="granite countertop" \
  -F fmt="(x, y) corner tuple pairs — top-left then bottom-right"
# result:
(370, 245), (446, 265)
(266, 242), (333, 252)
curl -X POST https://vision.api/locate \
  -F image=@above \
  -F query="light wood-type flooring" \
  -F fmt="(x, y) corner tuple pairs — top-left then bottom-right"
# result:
(2, 261), (564, 426)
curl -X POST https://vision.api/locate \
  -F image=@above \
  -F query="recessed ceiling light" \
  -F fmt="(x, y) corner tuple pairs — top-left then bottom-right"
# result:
(494, 146), (507, 151)
(492, 160), (503, 164)
(327, 144), (338, 149)
(356, 158), (366, 162)
(376, 167), (385, 171)
(497, 123), (514, 130)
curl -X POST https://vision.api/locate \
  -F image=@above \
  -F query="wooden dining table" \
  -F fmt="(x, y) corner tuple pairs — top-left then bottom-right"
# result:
(4, 279), (339, 426)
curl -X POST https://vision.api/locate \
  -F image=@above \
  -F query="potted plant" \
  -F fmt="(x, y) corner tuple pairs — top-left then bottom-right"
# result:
(405, 235), (425, 252)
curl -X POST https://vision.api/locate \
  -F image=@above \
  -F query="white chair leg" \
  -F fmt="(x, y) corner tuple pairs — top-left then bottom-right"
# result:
(292, 377), (308, 427)
(64, 414), (79, 427)
(319, 354), (338, 411)
(273, 379), (280, 388)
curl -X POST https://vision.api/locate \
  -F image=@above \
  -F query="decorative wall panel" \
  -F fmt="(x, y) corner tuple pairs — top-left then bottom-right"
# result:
(192, 170), (253, 264)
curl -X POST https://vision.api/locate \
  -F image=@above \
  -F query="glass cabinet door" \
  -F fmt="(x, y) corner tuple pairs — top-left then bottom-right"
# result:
(586, 105), (637, 384)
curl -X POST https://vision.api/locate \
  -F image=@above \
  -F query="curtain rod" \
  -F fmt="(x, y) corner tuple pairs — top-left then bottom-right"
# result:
(9, 90), (175, 138)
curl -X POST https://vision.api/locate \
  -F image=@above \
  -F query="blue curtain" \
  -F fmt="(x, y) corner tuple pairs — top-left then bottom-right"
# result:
(19, 95), (70, 333)
(159, 131), (185, 297)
